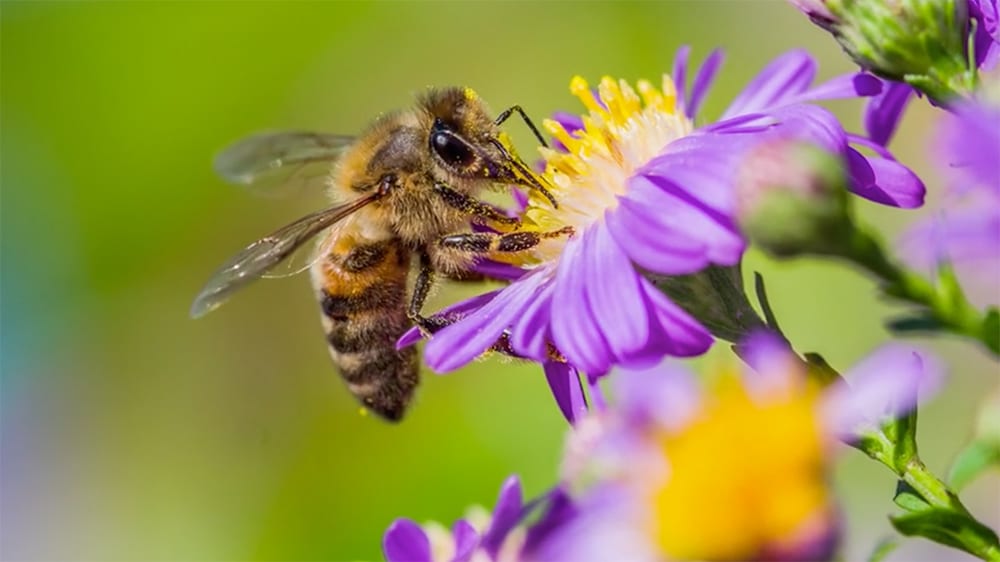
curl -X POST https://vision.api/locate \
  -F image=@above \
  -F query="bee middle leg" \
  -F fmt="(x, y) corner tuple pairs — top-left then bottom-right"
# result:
(407, 251), (452, 336)
(437, 227), (574, 255)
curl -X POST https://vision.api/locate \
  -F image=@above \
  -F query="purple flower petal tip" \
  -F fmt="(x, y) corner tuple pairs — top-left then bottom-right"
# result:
(383, 518), (431, 562)
(451, 520), (479, 562)
(852, 73), (883, 96)
(823, 344), (946, 437)
(481, 476), (524, 557)
(544, 362), (588, 424)
(396, 327), (423, 350)
(614, 361), (701, 431)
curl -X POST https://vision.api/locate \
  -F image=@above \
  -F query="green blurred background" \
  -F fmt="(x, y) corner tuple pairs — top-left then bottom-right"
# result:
(2, 2), (996, 561)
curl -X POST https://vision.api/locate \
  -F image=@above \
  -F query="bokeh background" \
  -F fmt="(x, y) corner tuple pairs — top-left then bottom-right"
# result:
(2, 2), (997, 561)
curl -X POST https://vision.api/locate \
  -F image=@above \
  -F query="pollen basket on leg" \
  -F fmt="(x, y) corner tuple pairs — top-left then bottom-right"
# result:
(518, 75), (696, 264)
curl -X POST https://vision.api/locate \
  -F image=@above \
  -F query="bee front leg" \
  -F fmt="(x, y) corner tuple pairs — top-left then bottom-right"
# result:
(432, 183), (520, 228)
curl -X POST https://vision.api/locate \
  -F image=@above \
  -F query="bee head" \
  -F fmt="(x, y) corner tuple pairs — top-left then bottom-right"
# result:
(421, 88), (523, 187)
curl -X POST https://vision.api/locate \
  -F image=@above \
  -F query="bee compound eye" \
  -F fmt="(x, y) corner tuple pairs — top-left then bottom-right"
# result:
(431, 132), (476, 168)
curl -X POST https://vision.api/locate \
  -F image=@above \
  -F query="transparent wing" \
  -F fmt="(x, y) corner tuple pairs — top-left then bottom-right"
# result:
(190, 194), (377, 318)
(213, 131), (355, 197)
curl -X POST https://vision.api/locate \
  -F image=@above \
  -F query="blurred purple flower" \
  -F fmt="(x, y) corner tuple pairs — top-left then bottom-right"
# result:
(898, 96), (1000, 306)
(405, 47), (922, 384)
(525, 333), (945, 562)
(383, 476), (527, 562)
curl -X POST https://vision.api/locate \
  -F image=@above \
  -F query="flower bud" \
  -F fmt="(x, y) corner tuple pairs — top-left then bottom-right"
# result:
(792, 0), (975, 103)
(737, 140), (853, 258)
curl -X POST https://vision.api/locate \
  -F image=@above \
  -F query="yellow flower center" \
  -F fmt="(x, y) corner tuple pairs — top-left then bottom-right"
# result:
(517, 75), (695, 264)
(650, 375), (830, 560)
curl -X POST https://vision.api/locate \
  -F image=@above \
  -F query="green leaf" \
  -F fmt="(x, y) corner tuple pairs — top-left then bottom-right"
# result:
(887, 314), (947, 333)
(948, 440), (1000, 491)
(894, 480), (931, 512)
(867, 537), (899, 562)
(803, 352), (842, 386)
(890, 507), (1000, 560)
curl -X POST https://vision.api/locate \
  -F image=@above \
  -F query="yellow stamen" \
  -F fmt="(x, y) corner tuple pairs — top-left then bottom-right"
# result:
(499, 73), (696, 265)
(570, 75), (603, 114)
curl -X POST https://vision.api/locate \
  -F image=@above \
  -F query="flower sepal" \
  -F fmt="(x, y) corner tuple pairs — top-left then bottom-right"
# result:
(797, 0), (977, 104)
(646, 264), (767, 344)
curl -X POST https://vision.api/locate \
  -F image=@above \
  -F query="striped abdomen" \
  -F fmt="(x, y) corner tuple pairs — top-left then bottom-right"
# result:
(311, 234), (417, 421)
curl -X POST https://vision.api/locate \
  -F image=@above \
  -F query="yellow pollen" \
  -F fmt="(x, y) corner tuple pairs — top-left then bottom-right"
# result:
(649, 374), (829, 560)
(499, 73), (695, 266)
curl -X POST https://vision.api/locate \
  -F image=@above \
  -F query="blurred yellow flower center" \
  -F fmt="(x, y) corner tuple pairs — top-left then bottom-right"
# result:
(518, 75), (695, 264)
(650, 376), (829, 560)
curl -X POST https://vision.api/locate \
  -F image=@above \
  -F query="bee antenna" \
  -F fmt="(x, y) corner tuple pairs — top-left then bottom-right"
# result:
(494, 105), (549, 149)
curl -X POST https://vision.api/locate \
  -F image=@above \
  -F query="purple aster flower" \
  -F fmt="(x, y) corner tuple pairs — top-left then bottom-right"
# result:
(898, 96), (1000, 306)
(407, 48), (922, 384)
(525, 334), (944, 562)
(383, 476), (528, 562)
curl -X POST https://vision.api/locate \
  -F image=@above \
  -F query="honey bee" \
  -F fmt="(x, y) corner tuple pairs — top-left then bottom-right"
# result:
(191, 87), (571, 421)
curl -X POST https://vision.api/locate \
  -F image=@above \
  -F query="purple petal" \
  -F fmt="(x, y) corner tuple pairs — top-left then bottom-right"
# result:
(846, 147), (926, 208)
(634, 172), (746, 264)
(544, 361), (588, 424)
(672, 45), (691, 115)
(424, 279), (540, 372)
(614, 361), (701, 431)
(738, 331), (806, 402)
(451, 520), (479, 562)
(899, 203), (1000, 270)
(970, 0), (1000, 69)
(605, 202), (711, 274)
(935, 99), (1000, 195)
(897, 201), (1000, 308)
(396, 290), (501, 350)
(721, 50), (816, 119)
(790, 73), (882, 104)
(550, 236), (614, 375)
(766, 104), (849, 153)
(481, 476), (523, 558)
(687, 49), (725, 119)
(383, 519), (432, 562)
(864, 82), (915, 145)
(473, 259), (528, 281)
(821, 344), (945, 439)
(640, 278), (714, 358)
(509, 273), (555, 360)
(643, 140), (740, 213)
(522, 488), (578, 557)
(582, 225), (652, 362)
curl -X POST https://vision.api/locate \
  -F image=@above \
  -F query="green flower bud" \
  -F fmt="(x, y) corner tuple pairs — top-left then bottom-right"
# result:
(794, 0), (975, 103)
(736, 140), (853, 258)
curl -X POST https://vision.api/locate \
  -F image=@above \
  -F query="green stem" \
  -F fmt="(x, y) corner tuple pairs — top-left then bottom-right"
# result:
(839, 228), (998, 355)
(800, 354), (1000, 561)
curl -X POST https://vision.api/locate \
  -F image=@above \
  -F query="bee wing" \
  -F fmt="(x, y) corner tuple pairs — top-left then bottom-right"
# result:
(213, 131), (356, 197)
(190, 194), (378, 318)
